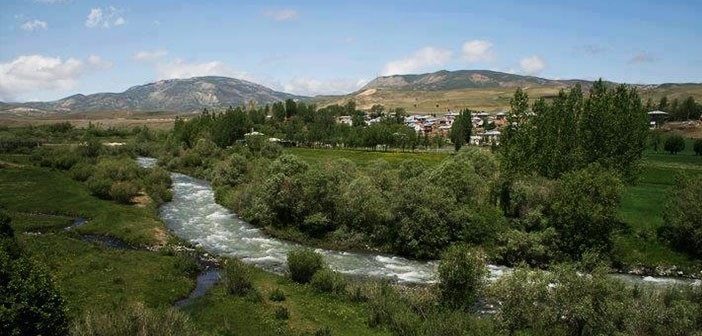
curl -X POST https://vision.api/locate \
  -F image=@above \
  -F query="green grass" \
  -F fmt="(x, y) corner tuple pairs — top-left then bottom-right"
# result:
(18, 234), (194, 317)
(185, 265), (389, 336)
(286, 147), (449, 167)
(615, 141), (702, 270)
(0, 162), (165, 246)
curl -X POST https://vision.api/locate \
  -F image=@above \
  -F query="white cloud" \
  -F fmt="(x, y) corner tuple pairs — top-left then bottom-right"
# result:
(461, 40), (494, 62)
(155, 59), (243, 80)
(20, 19), (48, 32)
(85, 7), (125, 28)
(133, 49), (168, 62)
(519, 55), (546, 75)
(0, 55), (87, 101)
(628, 52), (657, 64)
(283, 77), (368, 96)
(263, 8), (298, 21)
(381, 47), (453, 76)
(87, 55), (112, 69)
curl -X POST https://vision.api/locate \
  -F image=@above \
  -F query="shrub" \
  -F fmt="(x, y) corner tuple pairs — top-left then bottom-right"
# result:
(109, 181), (140, 204)
(223, 259), (253, 296)
(694, 139), (702, 156)
(664, 135), (686, 154)
(287, 248), (325, 283)
(310, 268), (347, 294)
(86, 176), (112, 199)
(70, 302), (200, 336)
(268, 288), (286, 302)
(68, 161), (95, 182)
(302, 213), (332, 237)
(660, 175), (702, 257)
(314, 326), (333, 336)
(0, 210), (13, 239)
(438, 245), (487, 310)
(274, 306), (289, 320)
(1, 255), (69, 336)
(211, 154), (248, 187)
(260, 142), (283, 159)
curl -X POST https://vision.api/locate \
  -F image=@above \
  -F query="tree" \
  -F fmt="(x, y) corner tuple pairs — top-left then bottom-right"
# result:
(664, 135), (685, 154)
(660, 175), (702, 257)
(449, 109), (473, 151)
(650, 130), (663, 152)
(438, 245), (487, 310)
(694, 139), (702, 156)
(549, 164), (623, 259)
(658, 96), (669, 111)
(501, 87), (535, 176)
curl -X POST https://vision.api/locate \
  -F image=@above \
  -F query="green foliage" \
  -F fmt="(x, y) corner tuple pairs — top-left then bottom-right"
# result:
(224, 259), (254, 296)
(438, 245), (487, 310)
(109, 181), (140, 204)
(490, 265), (702, 336)
(274, 306), (289, 320)
(70, 303), (200, 336)
(268, 288), (286, 302)
(287, 248), (325, 283)
(449, 109), (473, 151)
(664, 134), (686, 154)
(86, 176), (112, 199)
(502, 81), (648, 181)
(68, 161), (94, 182)
(310, 268), (347, 294)
(211, 153), (248, 187)
(660, 175), (702, 257)
(0, 211), (13, 239)
(549, 164), (623, 259)
(0, 252), (69, 336)
(694, 139), (702, 156)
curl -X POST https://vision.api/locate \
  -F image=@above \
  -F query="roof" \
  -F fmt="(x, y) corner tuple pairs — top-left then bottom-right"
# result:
(647, 110), (669, 115)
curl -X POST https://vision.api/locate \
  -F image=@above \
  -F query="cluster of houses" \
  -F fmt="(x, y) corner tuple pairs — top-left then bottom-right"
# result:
(337, 110), (508, 146)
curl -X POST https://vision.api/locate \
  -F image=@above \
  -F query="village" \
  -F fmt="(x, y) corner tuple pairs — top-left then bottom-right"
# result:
(337, 110), (508, 146)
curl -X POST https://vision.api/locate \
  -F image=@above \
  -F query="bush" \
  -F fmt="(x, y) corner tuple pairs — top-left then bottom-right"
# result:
(310, 268), (347, 294)
(660, 175), (702, 257)
(70, 302), (200, 336)
(86, 176), (112, 199)
(694, 139), (702, 156)
(438, 245), (487, 310)
(0, 211), (14, 239)
(109, 181), (140, 204)
(268, 288), (286, 302)
(1, 255), (69, 336)
(287, 248), (325, 283)
(223, 259), (253, 296)
(664, 135), (686, 154)
(260, 142), (283, 159)
(274, 306), (289, 320)
(68, 161), (95, 182)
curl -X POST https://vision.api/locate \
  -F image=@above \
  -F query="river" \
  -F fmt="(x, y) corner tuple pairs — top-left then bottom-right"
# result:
(137, 157), (699, 286)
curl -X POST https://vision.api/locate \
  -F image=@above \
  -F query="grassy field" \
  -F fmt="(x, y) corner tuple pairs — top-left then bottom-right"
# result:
(286, 147), (450, 167)
(0, 155), (387, 335)
(186, 267), (389, 336)
(614, 140), (702, 270)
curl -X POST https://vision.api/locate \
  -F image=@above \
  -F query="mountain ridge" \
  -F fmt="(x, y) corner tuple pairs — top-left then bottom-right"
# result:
(0, 76), (305, 115)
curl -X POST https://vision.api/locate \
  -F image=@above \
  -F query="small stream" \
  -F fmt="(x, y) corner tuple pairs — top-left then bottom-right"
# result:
(137, 157), (700, 287)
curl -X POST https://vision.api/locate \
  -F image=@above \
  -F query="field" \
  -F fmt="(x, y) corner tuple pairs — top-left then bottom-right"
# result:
(0, 153), (387, 335)
(614, 139), (702, 270)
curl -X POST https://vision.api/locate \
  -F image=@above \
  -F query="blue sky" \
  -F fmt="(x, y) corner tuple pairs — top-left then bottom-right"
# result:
(1, 0), (701, 102)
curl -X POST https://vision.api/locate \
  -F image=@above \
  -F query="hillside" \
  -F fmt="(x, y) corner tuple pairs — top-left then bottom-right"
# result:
(0, 76), (305, 115)
(319, 70), (702, 113)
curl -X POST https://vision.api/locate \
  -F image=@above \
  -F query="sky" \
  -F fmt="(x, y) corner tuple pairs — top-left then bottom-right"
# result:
(1, 0), (701, 102)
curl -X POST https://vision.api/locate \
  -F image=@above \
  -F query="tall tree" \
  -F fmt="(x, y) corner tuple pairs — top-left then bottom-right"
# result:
(449, 109), (473, 151)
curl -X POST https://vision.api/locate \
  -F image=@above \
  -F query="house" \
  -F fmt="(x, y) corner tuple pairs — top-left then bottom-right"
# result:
(647, 110), (668, 129)
(337, 115), (354, 126)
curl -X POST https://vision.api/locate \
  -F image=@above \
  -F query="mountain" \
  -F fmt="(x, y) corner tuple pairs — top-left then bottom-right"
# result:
(319, 70), (702, 113)
(0, 76), (304, 115)
(360, 70), (593, 91)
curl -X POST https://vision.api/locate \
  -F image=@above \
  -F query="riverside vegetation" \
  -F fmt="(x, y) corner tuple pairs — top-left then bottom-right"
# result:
(1, 81), (701, 335)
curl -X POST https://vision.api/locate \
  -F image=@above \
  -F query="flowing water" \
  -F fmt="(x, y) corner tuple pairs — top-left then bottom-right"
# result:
(137, 157), (699, 286)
